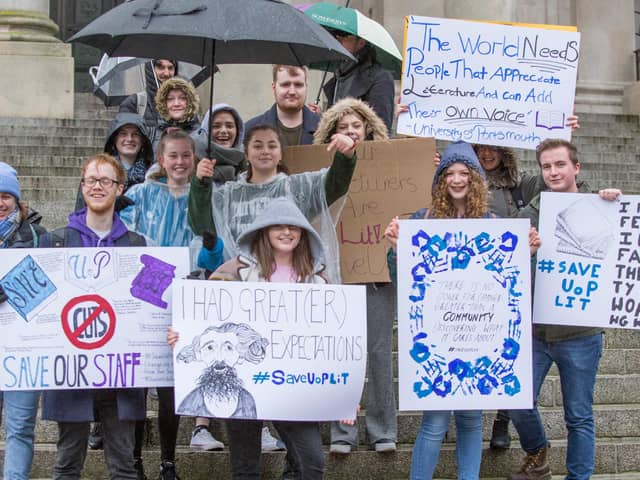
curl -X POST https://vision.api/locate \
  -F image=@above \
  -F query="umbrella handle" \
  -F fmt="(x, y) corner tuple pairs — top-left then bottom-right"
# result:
(206, 39), (216, 160)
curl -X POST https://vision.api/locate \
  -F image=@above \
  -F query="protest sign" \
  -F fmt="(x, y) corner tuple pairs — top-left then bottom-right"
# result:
(397, 16), (580, 150)
(533, 192), (640, 329)
(284, 138), (436, 283)
(0, 247), (189, 390)
(172, 279), (366, 421)
(397, 218), (533, 410)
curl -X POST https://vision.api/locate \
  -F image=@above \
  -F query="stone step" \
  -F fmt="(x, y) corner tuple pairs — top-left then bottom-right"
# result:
(14, 437), (640, 479)
(0, 145), (106, 156)
(17, 166), (85, 177)
(27, 200), (75, 230)
(0, 117), (112, 128)
(20, 187), (77, 202)
(7, 404), (639, 447)
(3, 136), (105, 147)
(6, 155), (97, 169)
(0, 126), (110, 138)
(19, 176), (80, 190)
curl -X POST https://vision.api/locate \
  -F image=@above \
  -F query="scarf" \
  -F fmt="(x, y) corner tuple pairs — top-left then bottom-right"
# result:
(125, 157), (148, 192)
(0, 207), (21, 248)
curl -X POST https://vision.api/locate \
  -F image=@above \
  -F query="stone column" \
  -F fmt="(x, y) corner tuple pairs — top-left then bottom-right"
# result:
(444, 0), (516, 22)
(0, 0), (74, 118)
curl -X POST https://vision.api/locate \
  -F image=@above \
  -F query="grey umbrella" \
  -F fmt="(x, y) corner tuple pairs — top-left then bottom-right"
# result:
(69, 0), (354, 155)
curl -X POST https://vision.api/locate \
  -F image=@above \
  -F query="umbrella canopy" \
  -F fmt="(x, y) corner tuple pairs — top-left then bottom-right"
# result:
(299, 2), (402, 78)
(68, 0), (355, 66)
(90, 55), (210, 106)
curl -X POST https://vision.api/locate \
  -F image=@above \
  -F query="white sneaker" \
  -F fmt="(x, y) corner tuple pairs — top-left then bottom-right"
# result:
(261, 426), (286, 451)
(190, 426), (224, 451)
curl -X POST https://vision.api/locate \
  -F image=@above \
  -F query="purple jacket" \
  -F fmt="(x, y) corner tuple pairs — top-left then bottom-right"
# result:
(40, 209), (147, 422)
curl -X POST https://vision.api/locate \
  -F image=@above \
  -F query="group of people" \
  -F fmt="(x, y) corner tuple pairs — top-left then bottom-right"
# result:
(0, 26), (621, 480)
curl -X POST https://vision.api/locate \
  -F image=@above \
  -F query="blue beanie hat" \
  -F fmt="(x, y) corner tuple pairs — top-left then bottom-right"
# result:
(0, 162), (20, 200)
(433, 141), (485, 189)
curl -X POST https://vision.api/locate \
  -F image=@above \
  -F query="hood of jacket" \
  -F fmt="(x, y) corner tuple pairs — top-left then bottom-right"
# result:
(473, 145), (520, 190)
(200, 103), (245, 149)
(155, 76), (200, 123)
(103, 113), (154, 168)
(313, 97), (388, 144)
(67, 209), (130, 247)
(235, 197), (326, 273)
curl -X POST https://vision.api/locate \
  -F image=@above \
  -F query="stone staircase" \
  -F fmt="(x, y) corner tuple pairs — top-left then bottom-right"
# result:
(1, 95), (640, 478)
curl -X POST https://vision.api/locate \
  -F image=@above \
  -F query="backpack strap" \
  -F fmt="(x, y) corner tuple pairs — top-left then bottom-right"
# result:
(28, 223), (38, 248)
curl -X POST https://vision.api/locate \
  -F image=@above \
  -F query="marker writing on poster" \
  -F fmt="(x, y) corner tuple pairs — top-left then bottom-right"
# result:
(610, 200), (640, 327)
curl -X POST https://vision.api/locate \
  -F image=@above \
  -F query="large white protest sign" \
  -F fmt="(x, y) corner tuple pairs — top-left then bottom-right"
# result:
(0, 247), (189, 391)
(398, 16), (580, 150)
(397, 218), (533, 410)
(172, 279), (366, 421)
(534, 192), (640, 329)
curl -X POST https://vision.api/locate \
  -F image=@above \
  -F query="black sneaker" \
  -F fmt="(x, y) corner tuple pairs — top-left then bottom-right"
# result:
(134, 457), (147, 480)
(159, 461), (180, 480)
(88, 422), (103, 450)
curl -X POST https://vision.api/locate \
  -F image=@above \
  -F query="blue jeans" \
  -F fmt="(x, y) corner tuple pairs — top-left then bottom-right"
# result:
(0, 390), (40, 480)
(409, 410), (482, 480)
(510, 333), (603, 480)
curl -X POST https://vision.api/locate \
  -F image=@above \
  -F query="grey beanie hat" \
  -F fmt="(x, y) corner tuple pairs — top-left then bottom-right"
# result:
(433, 141), (485, 188)
(236, 197), (325, 267)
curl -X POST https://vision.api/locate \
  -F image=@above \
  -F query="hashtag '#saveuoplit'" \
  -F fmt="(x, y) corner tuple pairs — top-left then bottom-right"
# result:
(537, 259), (555, 273)
(252, 371), (270, 384)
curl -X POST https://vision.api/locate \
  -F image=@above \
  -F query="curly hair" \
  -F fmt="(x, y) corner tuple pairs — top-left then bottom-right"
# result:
(430, 166), (489, 218)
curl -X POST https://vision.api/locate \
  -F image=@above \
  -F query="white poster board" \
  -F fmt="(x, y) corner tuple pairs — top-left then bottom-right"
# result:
(533, 192), (639, 329)
(172, 279), (367, 421)
(397, 218), (533, 410)
(0, 247), (190, 390)
(398, 16), (580, 150)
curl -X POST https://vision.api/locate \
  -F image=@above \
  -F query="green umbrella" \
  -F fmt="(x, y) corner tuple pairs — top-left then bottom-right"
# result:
(300, 2), (402, 78)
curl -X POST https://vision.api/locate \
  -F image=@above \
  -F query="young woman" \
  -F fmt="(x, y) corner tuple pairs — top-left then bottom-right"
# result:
(171, 197), (336, 479)
(313, 98), (398, 454)
(385, 141), (540, 480)
(188, 123), (358, 284)
(0, 162), (46, 480)
(119, 130), (223, 480)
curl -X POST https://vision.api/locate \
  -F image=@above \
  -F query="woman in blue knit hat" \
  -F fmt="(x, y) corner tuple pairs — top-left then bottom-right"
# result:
(384, 142), (540, 480)
(0, 161), (46, 480)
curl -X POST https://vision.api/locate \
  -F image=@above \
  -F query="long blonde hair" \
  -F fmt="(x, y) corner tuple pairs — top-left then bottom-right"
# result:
(251, 227), (314, 281)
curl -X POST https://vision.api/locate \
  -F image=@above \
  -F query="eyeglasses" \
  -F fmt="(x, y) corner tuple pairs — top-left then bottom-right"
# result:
(81, 177), (120, 188)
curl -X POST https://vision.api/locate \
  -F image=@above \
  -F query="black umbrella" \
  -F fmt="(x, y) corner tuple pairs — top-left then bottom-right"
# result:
(69, 0), (355, 155)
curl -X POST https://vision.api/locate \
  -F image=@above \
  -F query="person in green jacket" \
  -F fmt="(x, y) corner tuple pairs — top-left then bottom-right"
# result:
(188, 123), (358, 284)
(509, 138), (622, 480)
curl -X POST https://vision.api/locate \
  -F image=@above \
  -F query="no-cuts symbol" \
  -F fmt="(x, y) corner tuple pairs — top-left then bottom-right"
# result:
(61, 294), (116, 350)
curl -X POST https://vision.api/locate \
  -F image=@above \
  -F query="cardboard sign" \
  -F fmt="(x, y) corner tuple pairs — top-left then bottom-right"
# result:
(534, 192), (640, 329)
(284, 138), (436, 283)
(397, 218), (533, 410)
(0, 247), (190, 391)
(172, 279), (367, 421)
(397, 16), (580, 150)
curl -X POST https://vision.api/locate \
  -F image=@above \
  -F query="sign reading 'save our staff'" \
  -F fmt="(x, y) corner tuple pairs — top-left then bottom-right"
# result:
(172, 280), (366, 421)
(0, 247), (189, 391)
(397, 218), (533, 411)
(398, 16), (580, 150)
(534, 193), (640, 329)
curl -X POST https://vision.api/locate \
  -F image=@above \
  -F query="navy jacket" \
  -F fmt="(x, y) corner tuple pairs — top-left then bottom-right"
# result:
(245, 104), (319, 146)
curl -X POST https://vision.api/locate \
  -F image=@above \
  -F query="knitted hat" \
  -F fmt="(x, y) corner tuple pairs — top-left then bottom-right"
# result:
(0, 162), (20, 200)
(433, 141), (485, 188)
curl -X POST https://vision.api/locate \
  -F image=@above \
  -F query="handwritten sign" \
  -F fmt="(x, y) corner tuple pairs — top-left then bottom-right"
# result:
(0, 247), (189, 390)
(398, 16), (580, 150)
(172, 279), (367, 421)
(533, 192), (640, 329)
(284, 138), (436, 283)
(397, 218), (533, 410)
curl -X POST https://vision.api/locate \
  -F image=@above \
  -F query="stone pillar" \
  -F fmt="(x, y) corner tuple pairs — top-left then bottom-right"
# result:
(444, 0), (516, 22)
(0, 0), (74, 118)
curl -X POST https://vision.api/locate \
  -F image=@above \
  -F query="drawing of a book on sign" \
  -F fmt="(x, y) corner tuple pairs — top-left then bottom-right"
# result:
(535, 111), (565, 130)
(554, 198), (615, 260)
(0, 255), (57, 322)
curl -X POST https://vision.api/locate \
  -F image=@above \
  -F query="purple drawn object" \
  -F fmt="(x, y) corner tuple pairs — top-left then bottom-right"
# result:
(130, 255), (176, 309)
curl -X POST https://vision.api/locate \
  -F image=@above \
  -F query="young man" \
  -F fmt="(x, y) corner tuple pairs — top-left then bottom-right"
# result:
(41, 154), (146, 480)
(509, 139), (622, 480)
(244, 65), (319, 147)
(119, 59), (178, 128)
